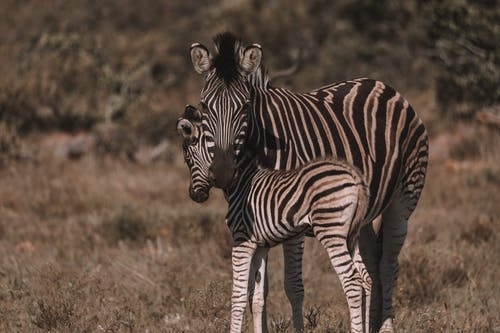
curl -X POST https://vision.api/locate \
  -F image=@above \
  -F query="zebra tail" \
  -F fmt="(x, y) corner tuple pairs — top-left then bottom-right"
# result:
(347, 178), (370, 254)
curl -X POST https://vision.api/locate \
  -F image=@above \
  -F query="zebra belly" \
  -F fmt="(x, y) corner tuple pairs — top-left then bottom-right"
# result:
(251, 214), (311, 247)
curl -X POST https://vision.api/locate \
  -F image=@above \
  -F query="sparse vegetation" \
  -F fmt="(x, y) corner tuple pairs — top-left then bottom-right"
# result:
(0, 0), (498, 332)
(427, 0), (500, 114)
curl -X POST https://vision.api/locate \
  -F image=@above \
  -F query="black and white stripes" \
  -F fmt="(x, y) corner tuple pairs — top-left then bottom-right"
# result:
(178, 113), (372, 332)
(189, 32), (429, 333)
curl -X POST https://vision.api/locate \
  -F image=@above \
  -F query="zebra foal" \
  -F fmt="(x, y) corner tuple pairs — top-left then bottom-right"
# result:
(177, 106), (372, 333)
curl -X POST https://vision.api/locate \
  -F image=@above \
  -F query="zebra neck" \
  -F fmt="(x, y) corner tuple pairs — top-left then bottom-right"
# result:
(245, 86), (291, 168)
(224, 153), (258, 197)
(223, 155), (257, 240)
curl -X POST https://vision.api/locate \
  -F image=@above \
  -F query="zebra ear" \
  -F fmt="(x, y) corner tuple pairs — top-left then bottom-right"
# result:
(176, 118), (197, 142)
(190, 43), (211, 74)
(239, 44), (262, 76)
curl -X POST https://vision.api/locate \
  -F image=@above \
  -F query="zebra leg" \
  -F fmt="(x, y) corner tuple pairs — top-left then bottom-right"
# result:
(359, 218), (383, 331)
(353, 239), (372, 333)
(231, 241), (258, 333)
(283, 235), (305, 332)
(314, 226), (364, 333)
(248, 247), (270, 333)
(378, 194), (411, 333)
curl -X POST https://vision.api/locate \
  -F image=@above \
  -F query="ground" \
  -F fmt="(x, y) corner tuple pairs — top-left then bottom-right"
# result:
(0, 124), (498, 332)
(0, 1), (498, 332)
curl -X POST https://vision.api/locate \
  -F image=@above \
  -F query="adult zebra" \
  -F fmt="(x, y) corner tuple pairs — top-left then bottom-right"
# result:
(189, 32), (428, 333)
(177, 107), (372, 333)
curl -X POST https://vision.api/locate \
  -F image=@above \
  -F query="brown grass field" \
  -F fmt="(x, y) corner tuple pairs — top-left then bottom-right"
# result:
(1, 123), (498, 332)
(0, 1), (499, 332)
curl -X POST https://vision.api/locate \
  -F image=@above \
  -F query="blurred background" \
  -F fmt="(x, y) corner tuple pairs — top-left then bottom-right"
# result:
(0, 1), (498, 332)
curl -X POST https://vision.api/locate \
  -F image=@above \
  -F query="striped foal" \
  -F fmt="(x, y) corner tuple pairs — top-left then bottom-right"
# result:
(177, 107), (372, 333)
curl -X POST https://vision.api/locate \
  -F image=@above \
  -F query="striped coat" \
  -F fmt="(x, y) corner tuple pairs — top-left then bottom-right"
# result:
(189, 32), (429, 332)
(177, 113), (372, 332)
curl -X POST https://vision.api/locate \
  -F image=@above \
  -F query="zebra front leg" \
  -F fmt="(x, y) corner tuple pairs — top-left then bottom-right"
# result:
(314, 227), (364, 333)
(231, 241), (258, 333)
(248, 247), (270, 333)
(283, 235), (305, 332)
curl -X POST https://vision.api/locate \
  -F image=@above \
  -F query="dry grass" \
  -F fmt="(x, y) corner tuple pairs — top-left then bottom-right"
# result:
(1, 126), (499, 332)
(0, 1), (498, 332)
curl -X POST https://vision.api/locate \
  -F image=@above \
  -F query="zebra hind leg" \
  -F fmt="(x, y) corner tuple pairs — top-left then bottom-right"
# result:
(313, 224), (364, 333)
(378, 192), (415, 333)
(359, 218), (383, 332)
(282, 235), (305, 333)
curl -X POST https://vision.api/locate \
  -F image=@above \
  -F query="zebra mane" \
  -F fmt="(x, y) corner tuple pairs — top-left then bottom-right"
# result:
(247, 65), (271, 89)
(212, 32), (242, 84)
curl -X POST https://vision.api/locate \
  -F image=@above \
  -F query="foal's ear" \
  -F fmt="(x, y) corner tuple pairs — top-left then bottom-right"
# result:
(183, 105), (202, 123)
(239, 44), (262, 76)
(190, 43), (211, 74)
(176, 117), (196, 142)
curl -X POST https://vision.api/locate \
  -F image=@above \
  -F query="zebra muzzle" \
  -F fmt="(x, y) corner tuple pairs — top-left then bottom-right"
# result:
(210, 147), (237, 189)
(189, 187), (209, 203)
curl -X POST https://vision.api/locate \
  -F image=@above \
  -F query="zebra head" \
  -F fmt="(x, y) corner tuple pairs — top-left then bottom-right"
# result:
(190, 32), (262, 189)
(177, 105), (212, 203)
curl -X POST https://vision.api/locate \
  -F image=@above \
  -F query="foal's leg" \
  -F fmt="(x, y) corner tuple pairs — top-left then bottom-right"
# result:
(248, 247), (270, 333)
(353, 240), (372, 333)
(313, 221), (364, 333)
(283, 235), (305, 332)
(231, 241), (257, 333)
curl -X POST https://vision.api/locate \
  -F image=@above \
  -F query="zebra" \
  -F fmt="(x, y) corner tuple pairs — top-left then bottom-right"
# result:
(177, 105), (373, 333)
(188, 32), (429, 333)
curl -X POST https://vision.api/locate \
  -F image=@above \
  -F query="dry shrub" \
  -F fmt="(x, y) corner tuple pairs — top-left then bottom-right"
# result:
(0, 123), (20, 164)
(396, 249), (469, 308)
(31, 299), (75, 331)
(126, 99), (180, 145)
(270, 316), (292, 333)
(397, 254), (436, 307)
(460, 215), (494, 245)
(441, 266), (468, 289)
(412, 224), (437, 244)
(304, 306), (321, 329)
(168, 209), (227, 245)
(0, 85), (37, 133)
(169, 210), (233, 261)
(94, 122), (137, 158)
(99, 205), (156, 245)
(0, 36), (102, 133)
(184, 280), (230, 331)
(466, 167), (500, 189)
(186, 280), (230, 318)
(449, 125), (500, 161)
(27, 264), (82, 331)
(21, 262), (161, 333)
(315, 312), (349, 333)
